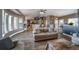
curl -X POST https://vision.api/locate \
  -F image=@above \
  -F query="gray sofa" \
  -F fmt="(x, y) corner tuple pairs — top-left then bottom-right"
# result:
(0, 37), (24, 50)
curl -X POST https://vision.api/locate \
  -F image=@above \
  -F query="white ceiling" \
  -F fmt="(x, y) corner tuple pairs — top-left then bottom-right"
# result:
(19, 9), (77, 17)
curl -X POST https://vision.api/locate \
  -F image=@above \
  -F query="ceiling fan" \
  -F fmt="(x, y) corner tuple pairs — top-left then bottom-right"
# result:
(40, 9), (47, 16)
(40, 9), (47, 13)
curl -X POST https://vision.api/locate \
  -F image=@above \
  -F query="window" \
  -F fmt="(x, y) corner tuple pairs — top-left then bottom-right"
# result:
(2, 11), (8, 37)
(2, 10), (24, 37)
(5, 13), (8, 33)
(55, 20), (58, 29)
(68, 18), (78, 26)
(19, 18), (23, 29)
(59, 19), (64, 26)
(2, 10), (5, 36)
(14, 17), (18, 29)
(8, 15), (12, 31)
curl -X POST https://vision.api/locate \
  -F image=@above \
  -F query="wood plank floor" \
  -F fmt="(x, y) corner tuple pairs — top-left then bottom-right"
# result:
(12, 31), (47, 50)
(11, 31), (79, 50)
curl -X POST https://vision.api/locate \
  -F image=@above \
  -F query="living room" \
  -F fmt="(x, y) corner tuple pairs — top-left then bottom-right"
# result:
(0, 9), (79, 50)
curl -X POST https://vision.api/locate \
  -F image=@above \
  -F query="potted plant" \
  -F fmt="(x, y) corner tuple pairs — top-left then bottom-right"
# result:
(69, 22), (74, 25)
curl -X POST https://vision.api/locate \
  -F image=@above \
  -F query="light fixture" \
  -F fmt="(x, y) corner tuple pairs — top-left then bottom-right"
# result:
(56, 17), (58, 19)
(40, 11), (44, 14)
(40, 9), (47, 17)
